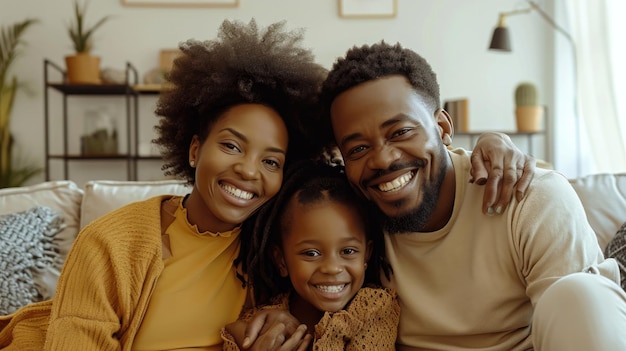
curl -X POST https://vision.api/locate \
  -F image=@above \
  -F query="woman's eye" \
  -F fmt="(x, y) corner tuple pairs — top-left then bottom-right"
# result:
(263, 159), (281, 169)
(222, 142), (241, 152)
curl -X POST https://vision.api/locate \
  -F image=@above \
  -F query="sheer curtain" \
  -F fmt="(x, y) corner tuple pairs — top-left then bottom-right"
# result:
(553, 0), (626, 178)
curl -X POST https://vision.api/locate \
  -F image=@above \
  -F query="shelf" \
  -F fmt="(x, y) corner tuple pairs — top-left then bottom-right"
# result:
(133, 84), (164, 94)
(48, 154), (131, 160)
(48, 83), (135, 95)
(44, 59), (161, 181)
(134, 155), (163, 160)
(456, 130), (544, 136)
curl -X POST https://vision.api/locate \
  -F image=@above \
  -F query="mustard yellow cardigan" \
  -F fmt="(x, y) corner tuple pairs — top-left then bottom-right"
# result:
(0, 196), (171, 351)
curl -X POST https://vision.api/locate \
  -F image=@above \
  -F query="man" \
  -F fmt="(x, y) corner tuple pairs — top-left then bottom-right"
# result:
(317, 41), (626, 350)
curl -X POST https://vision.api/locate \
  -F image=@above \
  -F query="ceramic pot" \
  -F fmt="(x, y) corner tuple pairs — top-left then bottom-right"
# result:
(65, 53), (101, 84)
(515, 106), (544, 132)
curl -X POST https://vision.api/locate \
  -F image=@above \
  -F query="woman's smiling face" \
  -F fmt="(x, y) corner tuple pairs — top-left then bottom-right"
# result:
(185, 103), (288, 233)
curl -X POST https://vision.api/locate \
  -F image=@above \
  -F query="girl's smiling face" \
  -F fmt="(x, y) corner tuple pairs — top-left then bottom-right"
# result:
(274, 198), (372, 317)
(185, 103), (288, 233)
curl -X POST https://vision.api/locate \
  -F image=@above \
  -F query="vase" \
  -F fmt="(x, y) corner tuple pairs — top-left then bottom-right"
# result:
(515, 106), (544, 132)
(65, 53), (101, 84)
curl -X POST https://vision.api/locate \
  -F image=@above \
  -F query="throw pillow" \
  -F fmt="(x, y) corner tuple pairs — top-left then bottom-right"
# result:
(0, 206), (65, 315)
(604, 221), (626, 292)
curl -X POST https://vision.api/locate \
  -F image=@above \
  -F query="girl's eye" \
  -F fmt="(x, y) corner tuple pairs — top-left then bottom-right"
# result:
(342, 248), (357, 255)
(302, 250), (320, 257)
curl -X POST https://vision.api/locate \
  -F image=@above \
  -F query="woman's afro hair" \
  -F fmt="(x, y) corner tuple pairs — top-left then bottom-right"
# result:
(313, 41), (441, 151)
(153, 18), (328, 185)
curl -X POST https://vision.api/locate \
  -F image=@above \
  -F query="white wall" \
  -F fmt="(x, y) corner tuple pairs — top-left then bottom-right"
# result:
(1, 0), (554, 185)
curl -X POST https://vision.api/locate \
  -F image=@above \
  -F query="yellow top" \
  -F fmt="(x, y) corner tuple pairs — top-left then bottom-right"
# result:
(132, 204), (245, 351)
(0, 196), (248, 351)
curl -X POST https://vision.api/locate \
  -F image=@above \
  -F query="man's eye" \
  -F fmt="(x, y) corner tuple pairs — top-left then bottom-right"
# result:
(348, 145), (367, 156)
(392, 128), (412, 138)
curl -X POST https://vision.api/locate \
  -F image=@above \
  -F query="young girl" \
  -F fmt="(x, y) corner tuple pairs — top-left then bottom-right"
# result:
(222, 160), (399, 350)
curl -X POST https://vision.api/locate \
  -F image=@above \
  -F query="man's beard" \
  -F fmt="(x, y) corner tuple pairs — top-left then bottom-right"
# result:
(374, 145), (448, 234)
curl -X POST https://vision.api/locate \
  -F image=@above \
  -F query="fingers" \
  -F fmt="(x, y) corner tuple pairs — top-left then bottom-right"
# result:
(278, 325), (310, 351)
(469, 149), (488, 185)
(481, 164), (502, 215)
(249, 324), (308, 351)
(515, 156), (536, 201)
(242, 313), (269, 348)
(248, 322), (287, 351)
(492, 163), (518, 214)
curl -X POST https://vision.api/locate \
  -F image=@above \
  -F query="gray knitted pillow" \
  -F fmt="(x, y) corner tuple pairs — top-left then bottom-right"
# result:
(604, 221), (626, 292)
(0, 206), (65, 315)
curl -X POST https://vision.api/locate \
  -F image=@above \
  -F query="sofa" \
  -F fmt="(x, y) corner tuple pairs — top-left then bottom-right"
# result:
(0, 174), (625, 315)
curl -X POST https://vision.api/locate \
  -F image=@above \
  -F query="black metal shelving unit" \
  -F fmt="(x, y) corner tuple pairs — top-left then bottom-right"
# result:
(43, 59), (161, 181)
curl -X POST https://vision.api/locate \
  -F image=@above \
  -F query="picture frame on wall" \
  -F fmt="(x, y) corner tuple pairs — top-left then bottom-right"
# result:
(121, 0), (238, 7)
(338, 0), (397, 19)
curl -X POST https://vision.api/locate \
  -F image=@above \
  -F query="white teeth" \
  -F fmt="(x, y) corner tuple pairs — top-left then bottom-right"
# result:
(378, 171), (414, 192)
(222, 184), (254, 200)
(316, 284), (346, 293)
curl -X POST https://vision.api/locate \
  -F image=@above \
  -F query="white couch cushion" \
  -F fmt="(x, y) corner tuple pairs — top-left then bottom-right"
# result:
(80, 179), (191, 228)
(569, 173), (626, 250)
(0, 181), (83, 299)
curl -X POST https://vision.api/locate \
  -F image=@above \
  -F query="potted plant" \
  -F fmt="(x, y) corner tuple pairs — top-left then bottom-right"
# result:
(65, 0), (112, 84)
(514, 82), (544, 132)
(0, 19), (42, 188)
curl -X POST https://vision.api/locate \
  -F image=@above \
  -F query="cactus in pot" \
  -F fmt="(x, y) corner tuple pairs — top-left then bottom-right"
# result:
(514, 82), (543, 132)
(515, 82), (538, 107)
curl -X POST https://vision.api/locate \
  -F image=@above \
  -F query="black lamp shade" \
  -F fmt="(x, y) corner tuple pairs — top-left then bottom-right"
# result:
(489, 26), (512, 51)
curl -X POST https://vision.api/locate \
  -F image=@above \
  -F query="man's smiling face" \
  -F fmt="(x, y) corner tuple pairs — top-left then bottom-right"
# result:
(330, 75), (451, 232)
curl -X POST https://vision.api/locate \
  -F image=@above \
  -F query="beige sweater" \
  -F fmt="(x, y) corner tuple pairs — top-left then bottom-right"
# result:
(385, 149), (609, 350)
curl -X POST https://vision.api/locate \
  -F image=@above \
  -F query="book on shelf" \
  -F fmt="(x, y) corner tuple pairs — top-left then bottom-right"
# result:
(443, 98), (469, 133)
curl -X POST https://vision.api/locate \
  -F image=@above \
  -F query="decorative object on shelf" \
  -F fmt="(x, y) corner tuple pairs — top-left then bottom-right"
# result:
(488, 0), (580, 173)
(65, 0), (112, 84)
(100, 67), (126, 84)
(338, 0), (397, 19)
(142, 48), (180, 87)
(81, 107), (118, 155)
(443, 98), (469, 133)
(514, 82), (543, 132)
(0, 18), (42, 188)
(121, 0), (238, 7)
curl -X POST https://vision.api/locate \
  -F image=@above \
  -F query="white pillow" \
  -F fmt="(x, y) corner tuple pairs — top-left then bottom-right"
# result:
(80, 179), (191, 228)
(569, 173), (626, 250)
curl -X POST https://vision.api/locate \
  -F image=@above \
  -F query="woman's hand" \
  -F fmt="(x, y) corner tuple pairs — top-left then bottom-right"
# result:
(470, 132), (535, 215)
(225, 309), (311, 351)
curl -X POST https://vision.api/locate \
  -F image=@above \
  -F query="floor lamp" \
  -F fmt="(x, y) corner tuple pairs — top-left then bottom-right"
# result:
(488, 0), (581, 176)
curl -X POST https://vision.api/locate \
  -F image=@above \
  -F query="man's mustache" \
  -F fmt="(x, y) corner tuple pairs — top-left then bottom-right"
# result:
(363, 159), (426, 186)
